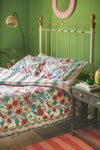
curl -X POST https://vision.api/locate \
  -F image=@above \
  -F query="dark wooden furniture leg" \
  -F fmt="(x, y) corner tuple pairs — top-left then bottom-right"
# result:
(80, 102), (88, 126)
(94, 108), (98, 127)
(71, 96), (76, 133)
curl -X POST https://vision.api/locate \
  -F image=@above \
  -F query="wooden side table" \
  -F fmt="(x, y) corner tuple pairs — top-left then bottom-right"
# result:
(71, 86), (100, 149)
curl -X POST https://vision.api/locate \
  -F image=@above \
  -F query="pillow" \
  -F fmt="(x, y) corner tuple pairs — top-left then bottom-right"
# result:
(11, 55), (47, 77)
(63, 61), (88, 85)
(12, 55), (87, 84)
(40, 57), (63, 80)
(11, 55), (36, 73)
(61, 60), (88, 81)
(40, 57), (87, 83)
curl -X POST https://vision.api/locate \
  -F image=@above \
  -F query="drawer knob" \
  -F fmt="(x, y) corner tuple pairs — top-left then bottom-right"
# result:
(79, 94), (83, 98)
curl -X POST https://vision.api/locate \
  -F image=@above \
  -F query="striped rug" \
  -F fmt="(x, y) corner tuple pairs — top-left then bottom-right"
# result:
(20, 127), (100, 150)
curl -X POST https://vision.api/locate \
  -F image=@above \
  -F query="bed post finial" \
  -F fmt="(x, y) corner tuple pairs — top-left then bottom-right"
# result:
(89, 14), (96, 80)
(90, 14), (96, 28)
(39, 16), (43, 27)
(39, 16), (43, 55)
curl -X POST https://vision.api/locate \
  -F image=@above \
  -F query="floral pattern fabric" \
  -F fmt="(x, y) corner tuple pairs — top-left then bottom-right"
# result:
(11, 55), (48, 77)
(11, 55), (87, 81)
(0, 55), (86, 137)
(0, 67), (71, 137)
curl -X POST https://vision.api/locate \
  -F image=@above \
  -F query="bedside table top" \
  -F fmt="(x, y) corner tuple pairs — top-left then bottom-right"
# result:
(72, 86), (100, 99)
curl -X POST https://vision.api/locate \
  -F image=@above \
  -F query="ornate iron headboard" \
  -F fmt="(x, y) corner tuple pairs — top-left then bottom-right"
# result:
(38, 14), (96, 78)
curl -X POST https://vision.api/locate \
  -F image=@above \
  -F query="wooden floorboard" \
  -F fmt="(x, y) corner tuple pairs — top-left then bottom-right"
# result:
(0, 136), (20, 150)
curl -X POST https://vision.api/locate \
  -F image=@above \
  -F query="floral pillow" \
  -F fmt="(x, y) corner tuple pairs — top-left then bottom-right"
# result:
(11, 55), (47, 77)
(40, 57), (87, 82)
(11, 55), (87, 84)
(40, 57), (65, 80)
(61, 60), (88, 85)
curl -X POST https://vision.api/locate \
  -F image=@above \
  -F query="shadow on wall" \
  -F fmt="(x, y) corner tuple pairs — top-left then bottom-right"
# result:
(0, 48), (18, 68)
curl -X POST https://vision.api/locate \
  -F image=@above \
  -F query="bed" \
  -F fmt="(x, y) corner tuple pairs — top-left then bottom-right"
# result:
(0, 14), (96, 137)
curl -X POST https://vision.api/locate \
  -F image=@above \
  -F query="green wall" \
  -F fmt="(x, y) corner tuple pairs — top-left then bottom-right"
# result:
(0, 0), (100, 71)
(29, 0), (51, 55)
(0, 0), (29, 67)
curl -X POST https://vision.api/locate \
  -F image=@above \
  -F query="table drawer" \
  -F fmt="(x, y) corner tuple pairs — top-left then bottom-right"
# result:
(72, 88), (100, 108)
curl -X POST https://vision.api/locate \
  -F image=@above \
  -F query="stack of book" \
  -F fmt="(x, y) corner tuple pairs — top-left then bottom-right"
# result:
(75, 81), (100, 92)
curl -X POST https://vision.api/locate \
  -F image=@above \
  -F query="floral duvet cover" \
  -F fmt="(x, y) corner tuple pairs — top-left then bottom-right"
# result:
(0, 67), (71, 137)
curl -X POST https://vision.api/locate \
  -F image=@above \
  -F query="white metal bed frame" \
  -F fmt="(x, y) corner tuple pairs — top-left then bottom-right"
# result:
(38, 14), (96, 78)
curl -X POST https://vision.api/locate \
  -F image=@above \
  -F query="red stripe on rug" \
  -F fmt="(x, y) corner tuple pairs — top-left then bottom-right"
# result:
(64, 134), (95, 150)
(50, 136), (75, 150)
(60, 134), (94, 150)
(46, 139), (66, 150)
(78, 128), (100, 146)
(80, 127), (100, 139)
(32, 143), (46, 150)
(39, 140), (56, 150)
(19, 127), (99, 150)
(47, 136), (74, 150)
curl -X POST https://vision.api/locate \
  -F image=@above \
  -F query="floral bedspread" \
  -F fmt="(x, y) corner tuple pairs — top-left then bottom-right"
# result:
(0, 68), (71, 137)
